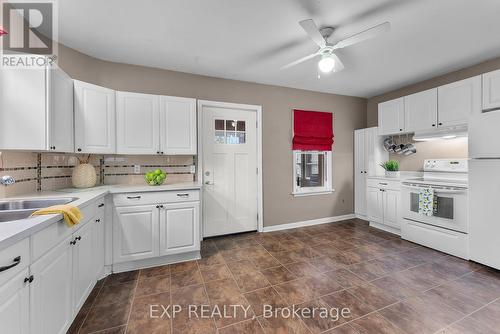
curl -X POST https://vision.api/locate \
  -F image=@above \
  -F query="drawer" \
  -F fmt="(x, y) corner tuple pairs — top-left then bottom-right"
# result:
(113, 190), (200, 207)
(80, 196), (105, 222)
(367, 178), (401, 190)
(31, 218), (73, 262)
(0, 238), (30, 286)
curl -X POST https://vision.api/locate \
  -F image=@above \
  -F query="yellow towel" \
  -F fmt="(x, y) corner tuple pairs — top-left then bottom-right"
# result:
(31, 204), (83, 227)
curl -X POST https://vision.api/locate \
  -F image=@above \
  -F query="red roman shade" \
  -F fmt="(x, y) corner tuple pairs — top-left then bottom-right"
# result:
(293, 109), (334, 151)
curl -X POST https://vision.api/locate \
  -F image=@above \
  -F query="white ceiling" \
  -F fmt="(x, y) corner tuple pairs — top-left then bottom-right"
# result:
(58, 0), (500, 98)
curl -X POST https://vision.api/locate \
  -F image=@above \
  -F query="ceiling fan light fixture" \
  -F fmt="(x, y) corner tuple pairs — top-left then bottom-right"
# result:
(318, 55), (336, 73)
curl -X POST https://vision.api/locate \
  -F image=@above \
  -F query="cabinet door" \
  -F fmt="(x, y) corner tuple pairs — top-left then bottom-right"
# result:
(354, 130), (366, 216)
(0, 67), (46, 150)
(74, 80), (116, 153)
(92, 214), (105, 280)
(483, 69), (500, 110)
(383, 189), (400, 228)
(366, 187), (383, 223)
(30, 236), (73, 334)
(404, 89), (438, 132)
(438, 76), (481, 127)
(160, 96), (197, 155)
(0, 269), (30, 334)
(47, 65), (74, 152)
(113, 205), (159, 263)
(73, 222), (95, 313)
(378, 98), (405, 135)
(116, 91), (160, 154)
(159, 202), (200, 255)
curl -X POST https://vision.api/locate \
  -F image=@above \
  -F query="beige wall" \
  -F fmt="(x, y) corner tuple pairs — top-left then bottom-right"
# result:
(366, 55), (500, 171)
(58, 45), (367, 227)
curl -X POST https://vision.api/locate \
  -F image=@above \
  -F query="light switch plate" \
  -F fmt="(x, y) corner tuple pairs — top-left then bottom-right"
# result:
(133, 165), (141, 174)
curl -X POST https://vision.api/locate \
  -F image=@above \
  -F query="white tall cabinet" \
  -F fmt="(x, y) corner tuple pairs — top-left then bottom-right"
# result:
(74, 80), (116, 153)
(354, 127), (388, 218)
(0, 65), (74, 152)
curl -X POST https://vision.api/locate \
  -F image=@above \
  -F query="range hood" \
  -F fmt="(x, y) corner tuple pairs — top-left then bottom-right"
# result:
(413, 125), (468, 141)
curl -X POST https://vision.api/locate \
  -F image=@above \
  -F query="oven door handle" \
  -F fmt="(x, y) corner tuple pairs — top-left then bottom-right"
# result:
(401, 184), (467, 194)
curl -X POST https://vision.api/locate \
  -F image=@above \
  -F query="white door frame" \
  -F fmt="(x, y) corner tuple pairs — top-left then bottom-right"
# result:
(197, 100), (263, 235)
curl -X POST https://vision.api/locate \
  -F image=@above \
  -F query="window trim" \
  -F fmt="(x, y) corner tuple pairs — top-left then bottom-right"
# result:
(292, 150), (333, 196)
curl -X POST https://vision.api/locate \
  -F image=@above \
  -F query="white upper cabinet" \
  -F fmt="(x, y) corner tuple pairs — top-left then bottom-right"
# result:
(0, 64), (73, 151)
(404, 88), (438, 132)
(378, 98), (405, 135)
(48, 66), (74, 152)
(74, 80), (116, 154)
(483, 69), (500, 111)
(116, 92), (160, 154)
(438, 76), (481, 127)
(160, 96), (197, 155)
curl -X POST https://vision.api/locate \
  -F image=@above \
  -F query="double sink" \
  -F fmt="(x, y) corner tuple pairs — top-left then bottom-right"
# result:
(0, 197), (79, 222)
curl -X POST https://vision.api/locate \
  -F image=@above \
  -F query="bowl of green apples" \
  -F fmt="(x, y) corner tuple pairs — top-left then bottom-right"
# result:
(145, 169), (166, 186)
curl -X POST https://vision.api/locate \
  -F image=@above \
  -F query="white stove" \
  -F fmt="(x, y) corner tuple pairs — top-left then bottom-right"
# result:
(401, 159), (469, 259)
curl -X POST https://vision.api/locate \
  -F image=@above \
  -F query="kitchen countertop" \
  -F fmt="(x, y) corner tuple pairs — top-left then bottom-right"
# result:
(0, 182), (202, 251)
(366, 171), (422, 181)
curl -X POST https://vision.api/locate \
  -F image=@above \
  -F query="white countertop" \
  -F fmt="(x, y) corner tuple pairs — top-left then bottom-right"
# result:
(366, 171), (422, 181)
(0, 182), (202, 251)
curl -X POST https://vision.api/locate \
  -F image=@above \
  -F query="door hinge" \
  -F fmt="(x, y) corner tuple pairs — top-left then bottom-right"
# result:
(257, 213), (259, 221)
(256, 167), (258, 174)
(256, 121), (258, 128)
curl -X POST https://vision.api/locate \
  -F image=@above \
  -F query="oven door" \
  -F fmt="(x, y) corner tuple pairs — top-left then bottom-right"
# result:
(401, 183), (468, 233)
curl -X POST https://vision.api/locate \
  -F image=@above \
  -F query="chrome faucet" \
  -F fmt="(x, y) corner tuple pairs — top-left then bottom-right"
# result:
(0, 175), (15, 186)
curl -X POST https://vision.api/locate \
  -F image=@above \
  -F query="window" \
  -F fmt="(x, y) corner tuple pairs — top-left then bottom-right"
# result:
(293, 150), (332, 195)
(214, 119), (246, 144)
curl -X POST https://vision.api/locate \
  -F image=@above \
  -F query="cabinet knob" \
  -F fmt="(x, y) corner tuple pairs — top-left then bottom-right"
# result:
(77, 148), (82, 152)
(75, 236), (81, 241)
(24, 275), (34, 283)
(95, 218), (101, 223)
(157, 151), (160, 154)
(70, 240), (76, 245)
(160, 152), (164, 155)
(156, 205), (160, 208)
(432, 124), (436, 127)
(399, 129), (403, 131)
(438, 122), (443, 126)
(98, 203), (105, 208)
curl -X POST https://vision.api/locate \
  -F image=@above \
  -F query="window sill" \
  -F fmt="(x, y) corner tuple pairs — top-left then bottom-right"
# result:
(292, 190), (335, 197)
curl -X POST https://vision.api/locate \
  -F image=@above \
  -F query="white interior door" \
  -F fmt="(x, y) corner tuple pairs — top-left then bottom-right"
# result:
(202, 106), (258, 237)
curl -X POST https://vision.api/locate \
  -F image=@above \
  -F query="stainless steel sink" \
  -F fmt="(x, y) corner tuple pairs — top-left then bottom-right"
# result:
(0, 197), (79, 222)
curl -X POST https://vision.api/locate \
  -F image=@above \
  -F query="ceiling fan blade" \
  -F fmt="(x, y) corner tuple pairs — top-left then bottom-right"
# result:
(281, 52), (319, 69)
(330, 53), (345, 72)
(333, 22), (390, 50)
(299, 19), (326, 48)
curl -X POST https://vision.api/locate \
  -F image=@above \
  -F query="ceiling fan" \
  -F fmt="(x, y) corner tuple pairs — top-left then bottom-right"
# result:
(282, 19), (391, 74)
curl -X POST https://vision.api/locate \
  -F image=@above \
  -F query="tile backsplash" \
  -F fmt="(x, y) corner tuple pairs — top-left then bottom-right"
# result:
(0, 151), (196, 198)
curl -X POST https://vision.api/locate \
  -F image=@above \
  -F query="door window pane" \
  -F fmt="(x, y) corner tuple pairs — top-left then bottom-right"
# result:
(237, 121), (246, 131)
(226, 120), (236, 131)
(215, 119), (225, 130)
(215, 130), (225, 144)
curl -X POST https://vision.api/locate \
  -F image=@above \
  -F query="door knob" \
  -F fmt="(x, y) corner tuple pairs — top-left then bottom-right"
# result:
(205, 181), (214, 185)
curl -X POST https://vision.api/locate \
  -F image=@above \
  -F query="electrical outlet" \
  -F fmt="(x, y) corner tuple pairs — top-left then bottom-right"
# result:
(190, 165), (196, 174)
(133, 165), (141, 174)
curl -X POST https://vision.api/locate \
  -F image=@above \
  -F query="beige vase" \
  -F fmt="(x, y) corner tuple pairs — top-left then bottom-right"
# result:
(72, 163), (97, 188)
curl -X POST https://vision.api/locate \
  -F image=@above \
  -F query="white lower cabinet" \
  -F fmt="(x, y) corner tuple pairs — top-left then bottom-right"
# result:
(367, 179), (401, 232)
(114, 205), (160, 263)
(30, 236), (73, 334)
(383, 189), (400, 228)
(160, 202), (200, 255)
(72, 222), (95, 313)
(113, 191), (201, 264)
(366, 187), (384, 223)
(0, 268), (30, 334)
(92, 213), (105, 279)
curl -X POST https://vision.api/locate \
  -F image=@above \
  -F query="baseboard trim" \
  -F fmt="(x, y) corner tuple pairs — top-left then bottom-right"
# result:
(262, 214), (356, 233)
(369, 221), (401, 236)
(112, 251), (201, 273)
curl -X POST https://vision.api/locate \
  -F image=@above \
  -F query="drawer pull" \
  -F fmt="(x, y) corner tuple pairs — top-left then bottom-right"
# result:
(24, 275), (34, 283)
(176, 193), (190, 197)
(0, 256), (21, 273)
(126, 196), (141, 200)
(379, 183), (388, 185)
(95, 218), (101, 223)
(98, 203), (105, 208)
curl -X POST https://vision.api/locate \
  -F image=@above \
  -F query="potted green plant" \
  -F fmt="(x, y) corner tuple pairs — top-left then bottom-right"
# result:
(380, 160), (400, 178)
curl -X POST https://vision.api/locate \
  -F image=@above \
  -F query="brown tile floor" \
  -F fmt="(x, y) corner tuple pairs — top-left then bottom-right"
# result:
(68, 219), (500, 334)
